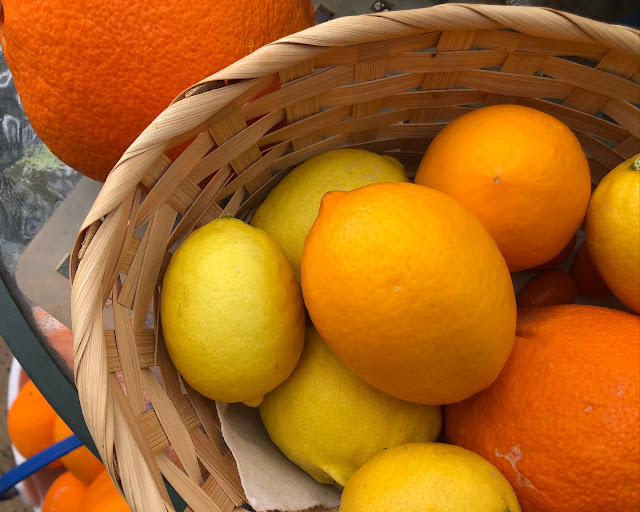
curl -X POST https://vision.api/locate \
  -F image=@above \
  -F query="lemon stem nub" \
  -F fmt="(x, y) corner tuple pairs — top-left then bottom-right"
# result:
(630, 156), (640, 171)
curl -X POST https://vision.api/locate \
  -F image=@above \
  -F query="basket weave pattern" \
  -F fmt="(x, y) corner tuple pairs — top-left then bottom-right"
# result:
(70, 4), (640, 511)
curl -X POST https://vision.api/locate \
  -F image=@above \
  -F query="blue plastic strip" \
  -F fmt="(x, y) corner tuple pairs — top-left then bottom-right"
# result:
(0, 434), (83, 498)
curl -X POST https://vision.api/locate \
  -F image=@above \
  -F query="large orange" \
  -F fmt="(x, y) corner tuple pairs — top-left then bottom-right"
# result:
(301, 182), (516, 405)
(42, 472), (88, 512)
(7, 380), (62, 466)
(415, 104), (591, 272)
(53, 415), (105, 485)
(80, 471), (131, 512)
(445, 305), (640, 512)
(0, 0), (314, 181)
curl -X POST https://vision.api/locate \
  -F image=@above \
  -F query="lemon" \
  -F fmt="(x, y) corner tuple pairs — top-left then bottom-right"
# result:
(259, 327), (441, 487)
(340, 443), (521, 512)
(585, 154), (640, 313)
(161, 217), (305, 406)
(250, 149), (408, 281)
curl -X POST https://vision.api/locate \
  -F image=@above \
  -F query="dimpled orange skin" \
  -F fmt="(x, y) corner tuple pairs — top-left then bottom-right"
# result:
(445, 305), (640, 512)
(80, 471), (131, 512)
(516, 269), (578, 308)
(0, 0), (314, 181)
(301, 182), (516, 405)
(415, 105), (591, 272)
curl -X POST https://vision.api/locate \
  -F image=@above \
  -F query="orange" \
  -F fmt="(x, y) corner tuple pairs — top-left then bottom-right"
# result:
(0, 0), (314, 181)
(7, 380), (62, 466)
(301, 182), (516, 405)
(42, 472), (88, 512)
(53, 415), (105, 485)
(415, 104), (591, 272)
(570, 242), (610, 297)
(80, 471), (131, 512)
(445, 305), (640, 512)
(516, 269), (578, 308)
(531, 233), (577, 270)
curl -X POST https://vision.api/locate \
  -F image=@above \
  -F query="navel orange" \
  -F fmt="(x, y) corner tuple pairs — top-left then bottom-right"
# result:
(415, 104), (591, 271)
(42, 472), (88, 512)
(301, 182), (516, 405)
(80, 471), (131, 512)
(0, 0), (314, 181)
(53, 415), (105, 485)
(7, 380), (61, 466)
(445, 305), (640, 512)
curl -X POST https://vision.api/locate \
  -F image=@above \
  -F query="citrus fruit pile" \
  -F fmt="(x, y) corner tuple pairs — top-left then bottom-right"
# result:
(8, 378), (130, 511)
(159, 104), (639, 512)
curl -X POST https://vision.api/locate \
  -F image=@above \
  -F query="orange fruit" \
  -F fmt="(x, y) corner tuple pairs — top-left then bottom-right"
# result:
(7, 380), (62, 466)
(415, 104), (591, 272)
(301, 182), (516, 405)
(0, 0), (314, 181)
(570, 242), (611, 297)
(531, 233), (577, 270)
(516, 269), (578, 308)
(42, 472), (88, 512)
(80, 471), (131, 512)
(53, 415), (105, 485)
(445, 305), (640, 512)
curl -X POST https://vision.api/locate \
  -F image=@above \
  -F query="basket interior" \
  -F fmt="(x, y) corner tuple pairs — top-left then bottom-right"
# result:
(70, 7), (640, 512)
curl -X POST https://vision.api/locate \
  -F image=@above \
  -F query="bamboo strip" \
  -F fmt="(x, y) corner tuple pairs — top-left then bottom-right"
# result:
(538, 56), (640, 103)
(456, 69), (574, 98)
(157, 453), (223, 512)
(319, 73), (426, 108)
(138, 394), (201, 454)
(112, 290), (147, 415)
(141, 370), (203, 485)
(184, 475), (236, 512)
(132, 205), (177, 329)
(191, 429), (246, 503)
(105, 329), (155, 372)
(386, 49), (507, 74)
(574, 131), (626, 169)
(167, 166), (234, 248)
(136, 132), (215, 227)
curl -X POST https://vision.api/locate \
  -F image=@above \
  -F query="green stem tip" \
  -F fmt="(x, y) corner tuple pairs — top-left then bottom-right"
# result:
(630, 156), (640, 171)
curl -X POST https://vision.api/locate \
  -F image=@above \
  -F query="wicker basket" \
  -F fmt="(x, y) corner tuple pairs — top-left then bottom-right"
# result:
(70, 4), (640, 511)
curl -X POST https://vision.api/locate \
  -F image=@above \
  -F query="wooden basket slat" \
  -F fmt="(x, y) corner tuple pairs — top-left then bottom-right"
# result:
(386, 49), (508, 74)
(601, 98), (640, 136)
(113, 296), (148, 415)
(538, 56), (640, 103)
(518, 97), (631, 143)
(614, 135), (640, 159)
(456, 69), (574, 98)
(105, 329), (155, 372)
(131, 205), (177, 329)
(68, 6), (640, 511)
(167, 166), (234, 249)
(471, 30), (609, 59)
(141, 370), (204, 485)
(157, 453), (222, 512)
(191, 429), (247, 503)
(190, 110), (284, 185)
(241, 66), (356, 120)
(139, 393), (201, 454)
(483, 53), (543, 106)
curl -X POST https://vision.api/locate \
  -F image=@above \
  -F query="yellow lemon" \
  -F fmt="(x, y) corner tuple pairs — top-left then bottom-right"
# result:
(250, 149), (408, 281)
(585, 154), (640, 313)
(340, 443), (521, 512)
(161, 218), (305, 406)
(259, 327), (441, 487)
